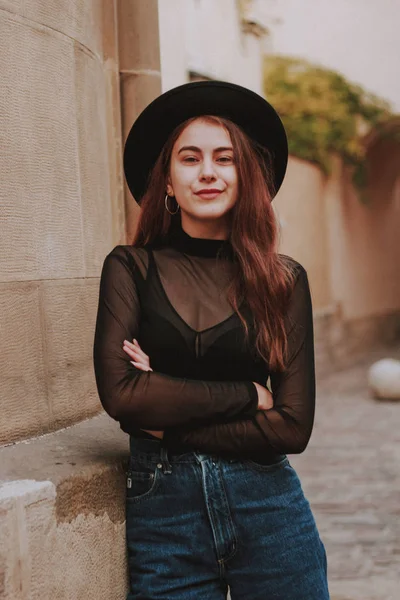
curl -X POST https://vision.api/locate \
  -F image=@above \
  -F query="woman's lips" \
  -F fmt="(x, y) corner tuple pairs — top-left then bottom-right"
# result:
(195, 191), (223, 200)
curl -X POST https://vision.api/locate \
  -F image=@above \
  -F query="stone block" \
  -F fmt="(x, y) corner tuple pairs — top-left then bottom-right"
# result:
(73, 45), (115, 276)
(117, 0), (160, 72)
(0, 12), (84, 282)
(0, 283), (48, 444)
(1, 0), (103, 58)
(0, 8), (117, 282)
(0, 278), (102, 445)
(0, 414), (129, 600)
(0, 480), (56, 600)
(120, 72), (161, 240)
(102, 0), (126, 247)
(120, 72), (162, 141)
(40, 278), (102, 429)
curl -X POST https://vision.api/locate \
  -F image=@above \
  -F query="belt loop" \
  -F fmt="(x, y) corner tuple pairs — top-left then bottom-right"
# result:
(160, 444), (172, 474)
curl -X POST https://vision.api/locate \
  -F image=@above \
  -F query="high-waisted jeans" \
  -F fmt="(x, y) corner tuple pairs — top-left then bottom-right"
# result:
(125, 435), (330, 600)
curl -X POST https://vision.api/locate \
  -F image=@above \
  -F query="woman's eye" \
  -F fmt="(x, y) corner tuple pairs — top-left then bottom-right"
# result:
(182, 156), (234, 163)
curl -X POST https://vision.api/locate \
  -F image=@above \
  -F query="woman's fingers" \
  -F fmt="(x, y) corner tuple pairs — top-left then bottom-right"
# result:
(130, 360), (153, 372)
(123, 343), (138, 361)
(124, 339), (148, 360)
(123, 342), (145, 361)
(123, 339), (152, 371)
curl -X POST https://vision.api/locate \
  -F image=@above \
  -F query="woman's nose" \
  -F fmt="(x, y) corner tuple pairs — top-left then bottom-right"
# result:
(199, 160), (217, 181)
(200, 172), (216, 182)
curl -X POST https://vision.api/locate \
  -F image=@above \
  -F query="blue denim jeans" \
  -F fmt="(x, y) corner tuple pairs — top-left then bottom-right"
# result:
(126, 436), (330, 599)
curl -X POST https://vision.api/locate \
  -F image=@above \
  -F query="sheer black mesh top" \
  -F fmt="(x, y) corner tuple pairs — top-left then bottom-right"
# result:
(93, 220), (316, 462)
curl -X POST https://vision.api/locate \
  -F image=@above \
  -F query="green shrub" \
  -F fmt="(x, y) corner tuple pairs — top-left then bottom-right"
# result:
(263, 55), (395, 201)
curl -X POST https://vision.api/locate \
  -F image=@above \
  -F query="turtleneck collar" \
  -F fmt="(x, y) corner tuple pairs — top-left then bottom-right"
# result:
(167, 219), (234, 259)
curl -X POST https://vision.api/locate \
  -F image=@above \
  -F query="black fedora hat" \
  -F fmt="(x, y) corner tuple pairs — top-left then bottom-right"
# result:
(123, 80), (288, 203)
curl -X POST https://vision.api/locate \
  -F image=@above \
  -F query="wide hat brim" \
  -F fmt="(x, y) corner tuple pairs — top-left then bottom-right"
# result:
(123, 80), (288, 203)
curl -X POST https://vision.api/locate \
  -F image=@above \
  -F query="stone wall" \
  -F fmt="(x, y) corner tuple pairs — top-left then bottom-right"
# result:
(0, 415), (128, 600)
(0, 1), (161, 598)
(0, 0), (125, 445)
(277, 151), (400, 359)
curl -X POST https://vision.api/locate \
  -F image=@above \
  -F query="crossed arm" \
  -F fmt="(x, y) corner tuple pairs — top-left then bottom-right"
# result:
(93, 246), (316, 460)
(167, 265), (316, 458)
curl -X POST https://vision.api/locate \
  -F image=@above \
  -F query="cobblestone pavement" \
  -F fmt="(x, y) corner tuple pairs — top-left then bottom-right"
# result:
(288, 348), (400, 600)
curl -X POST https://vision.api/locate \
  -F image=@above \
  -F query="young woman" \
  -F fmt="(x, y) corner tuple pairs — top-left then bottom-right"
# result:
(93, 81), (330, 599)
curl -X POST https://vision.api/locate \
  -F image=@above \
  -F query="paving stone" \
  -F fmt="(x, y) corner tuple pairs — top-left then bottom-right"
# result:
(290, 347), (400, 600)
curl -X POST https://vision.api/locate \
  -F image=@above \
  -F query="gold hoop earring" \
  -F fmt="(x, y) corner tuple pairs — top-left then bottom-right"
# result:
(165, 194), (180, 215)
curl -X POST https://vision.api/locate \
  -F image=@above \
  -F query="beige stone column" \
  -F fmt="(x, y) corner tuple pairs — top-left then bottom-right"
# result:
(117, 0), (162, 242)
(102, 0), (126, 246)
(0, 1), (114, 443)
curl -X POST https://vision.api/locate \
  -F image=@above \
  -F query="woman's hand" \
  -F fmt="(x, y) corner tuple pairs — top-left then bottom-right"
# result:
(123, 338), (153, 372)
(252, 381), (274, 411)
(122, 338), (164, 439)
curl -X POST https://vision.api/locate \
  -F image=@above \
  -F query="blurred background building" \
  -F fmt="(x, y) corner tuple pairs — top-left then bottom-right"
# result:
(1, 1), (399, 598)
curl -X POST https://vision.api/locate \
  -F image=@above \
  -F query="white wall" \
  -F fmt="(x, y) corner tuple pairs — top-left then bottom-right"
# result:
(158, 0), (268, 94)
(158, 0), (188, 90)
(269, 0), (400, 111)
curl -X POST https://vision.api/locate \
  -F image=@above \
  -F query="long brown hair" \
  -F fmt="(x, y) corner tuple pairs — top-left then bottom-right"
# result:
(131, 115), (297, 371)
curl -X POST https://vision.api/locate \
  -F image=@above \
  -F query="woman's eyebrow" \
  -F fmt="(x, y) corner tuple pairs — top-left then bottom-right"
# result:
(177, 145), (234, 154)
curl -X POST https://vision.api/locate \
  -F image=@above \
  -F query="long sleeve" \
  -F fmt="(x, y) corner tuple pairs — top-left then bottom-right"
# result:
(164, 266), (315, 458)
(93, 246), (258, 430)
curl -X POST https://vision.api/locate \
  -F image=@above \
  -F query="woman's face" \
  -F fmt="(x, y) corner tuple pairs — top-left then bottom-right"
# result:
(166, 118), (238, 236)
